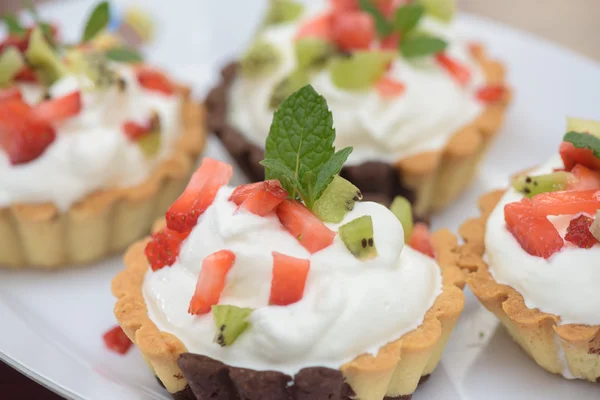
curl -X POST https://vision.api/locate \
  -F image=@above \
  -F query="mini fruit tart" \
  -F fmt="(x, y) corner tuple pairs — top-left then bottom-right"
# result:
(113, 86), (472, 399)
(207, 0), (511, 217)
(0, 4), (205, 268)
(463, 117), (600, 382)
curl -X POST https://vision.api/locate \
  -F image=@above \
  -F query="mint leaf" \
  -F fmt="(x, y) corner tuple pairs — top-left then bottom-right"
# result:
(359, 0), (393, 38)
(311, 147), (353, 203)
(82, 1), (110, 43)
(259, 158), (303, 198)
(563, 132), (600, 158)
(400, 35), (447, 58)
(2, 15), (26, 35)
(104, 46), (143, 63)
(394, 4), (425, 34)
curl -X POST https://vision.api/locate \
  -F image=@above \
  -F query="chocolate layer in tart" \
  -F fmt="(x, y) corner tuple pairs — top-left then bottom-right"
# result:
(173, 352), (430, 400)
(205, 63), (417, 210)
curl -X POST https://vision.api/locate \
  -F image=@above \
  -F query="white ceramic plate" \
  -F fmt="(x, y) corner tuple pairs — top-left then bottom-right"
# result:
(1, 1), (599, 399)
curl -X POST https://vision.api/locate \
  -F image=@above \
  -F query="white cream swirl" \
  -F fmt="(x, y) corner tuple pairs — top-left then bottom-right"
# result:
(485, 155), (600, 326)
(0, 65), (182, 211)
(143, 186), (442, 375)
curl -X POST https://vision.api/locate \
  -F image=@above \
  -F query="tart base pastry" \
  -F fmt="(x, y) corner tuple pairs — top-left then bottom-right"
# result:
(463, 190), (600, 383)
(0, 89), (206, 269)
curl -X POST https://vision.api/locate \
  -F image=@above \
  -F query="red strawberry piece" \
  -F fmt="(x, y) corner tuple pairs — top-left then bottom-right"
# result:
(564, 214), (599, 248)
(103, 325), (133, 355)
(145, 227), (189, 271)
(468, 42), (484, 58)
(276, 199), (336, 254)
(33, 91), (82, 123)
(408, 223), (435, 258)
(376, 76), (405, 98)
(560, 140), (600, 172)
(188, 250), (236, 315)
(136, 67), (174, 95)
(504, 199), (564, 259)
(531, 189), (600, 218)
(569, 164), (600, 190)
(122, 120), (151, 141)
(0, 100), (55, 165)
(0, 87), (23, 102)
(380, 33), (399, 50)
(238, 180), (288, 216)
(330, 0), (359, 11)
(295, 13), (334, 40)
(228, 182), (264, 205)
(331, 11), (375, 51)
(14, 66), (38, 82)
(166, 158), (234, 233)
(476, 85), (506, 103)
(269, 252), (310, 306)
(0, 35), (29, 54)
(436, 53), (471, 86)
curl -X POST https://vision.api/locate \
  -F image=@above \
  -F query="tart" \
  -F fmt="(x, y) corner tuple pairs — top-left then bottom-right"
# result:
(112, 85), (471, 399)
(207, 0), (511, 217)
(463, 118), (600, 382)
(0, 5), (205, 268)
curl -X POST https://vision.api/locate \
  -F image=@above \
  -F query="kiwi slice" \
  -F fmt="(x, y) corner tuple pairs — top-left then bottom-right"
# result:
(269, 69), (310, 109)
(567, 117), (600, 138)
(212, 305), (254, 347)
(418, 0), (456, 23)
(25, 27), (68, 85)
(312, 176), (362, 223)
(512, 171), (571, 198)
(390, 196), (413, 243)
(328, 51), (396, 90)
(138, 113), (161, 158)
(240, 39), (282, 78)
(0, 47), (25, 86)
(65, 49), (118, 89)
(295, 38), (336, 70)
(339, 215), (378, 260)
(264, 0), (305, 25)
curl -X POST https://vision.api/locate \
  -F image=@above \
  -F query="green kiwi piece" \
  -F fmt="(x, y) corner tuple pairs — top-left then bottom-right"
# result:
(212, 305), (254, 347)
(567, 117), (600, 138)
(295, 38), (336, 70)
(339, 215), (378, 260)
(312, 175), (362, 223)
(328, 51), (396, 90)
(65, 49), (117, 89)
(418, 0), (456, 23)
(264, 0), (305, 25)
(390, 196), (413, 243)
(0, 47), (25, 86)
(25, 27), (68, 85)
(269, 69), (310, 109)
(511, 171), (572, 198)
(240, 39), (282, 79)
(138, 113), (161, 158)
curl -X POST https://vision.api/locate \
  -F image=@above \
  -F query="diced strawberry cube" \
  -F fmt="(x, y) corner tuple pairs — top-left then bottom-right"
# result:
(531, 189), (600, 217)
(295, 13), (334, 40)
(238, 180), (288, 216)
(436, 53), (471, 86)
(380, 33), (399, 50)
(166, 158), (234, 233)
(560, 141), (600, 171)
(14, 66), (38, 82)
(33, 91), (82, 123)
(476, 85), (506, 103)
(145, 227), (189, 271)
(0, 87), (23, 102)
(188, 250), (236, 315)
(269, 252), (310, 306)
(103, 325), (133, 355)
(569, 164), (600, 190)
(276, 199), (336, 254)
(408, 223), (435, 258)
(564, 215), (599, 248)
(330, 0), (359, 12)
(331, 11), (375, 51)
(228, 182), (264, 205)
(504, 199), (563, 258)
(376, 76), (405, 98)
(136, 67), (174, 95)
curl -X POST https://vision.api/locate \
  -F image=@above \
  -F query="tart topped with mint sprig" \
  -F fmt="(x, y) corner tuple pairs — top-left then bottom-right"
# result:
(113, 84), (471, 400)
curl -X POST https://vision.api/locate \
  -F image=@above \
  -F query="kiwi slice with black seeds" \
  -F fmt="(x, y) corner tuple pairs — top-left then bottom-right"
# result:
(212, 305), (254, 347)
(312, 176), (362, 223)
(25, 27), (68, 85)
(511, 171), (571, 198)
(390, 196), (413, 243)
(339, 215), (378, 260)
(240, 39), (282, 78)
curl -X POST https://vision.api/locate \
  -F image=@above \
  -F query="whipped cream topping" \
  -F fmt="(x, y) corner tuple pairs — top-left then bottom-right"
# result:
(0, 65), (182, 211)
(228, 4), (486, 165)
(485, 155), (600, 326)
(143, 186), (442, 375)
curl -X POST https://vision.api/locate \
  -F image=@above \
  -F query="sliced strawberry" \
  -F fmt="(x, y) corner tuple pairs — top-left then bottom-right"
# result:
(295, 13), (334, 40)
(238, 180), (288, 216)
(0, 35), (29, 54)
(269, 252), (310, 306)
(408, 223), (435, 258)
(476, 85), (506, 103)
(0, 87), (22, 102)
(436, 53), (471, 86)
(276, 199), (336, 254)
(188, 250), (236, 315)
(103, 325), (133, 355)
(564, 214), (599, 248)
(330, 0), (359, 11)
(166, 158), (234, 233)
(14, 66), (38, 82)
(504, 199), (563, 259)
(33, 91), (82, 123)
(145, 227), (189, 271)
(376, 76), (405, 98)
(122, 120), (151, 141)
(331, 11), (375, 51)
(569, 164), (600, 190)
(0, 100), (55, 165)
(531, 189), (600, 217)
(229, 182), (264, 205)
(380, 33), (399, 50)
(136, 67), (174, 95)
(559, 141), (600, 171)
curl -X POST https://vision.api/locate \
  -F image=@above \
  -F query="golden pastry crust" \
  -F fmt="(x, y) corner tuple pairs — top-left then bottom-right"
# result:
(0, 86), (206, 269)
(112, 225), (470, 398)
(463, 190), (600, 382)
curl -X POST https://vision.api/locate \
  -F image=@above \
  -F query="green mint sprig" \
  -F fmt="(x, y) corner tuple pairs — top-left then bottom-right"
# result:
(1, 15), (27, 35)
(358, 0), (393, 38)
(260, 85), (353, 209)
(563, 132), (600, 159)
(104, 46), (144, 63)
(82, 1), (110, 43)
